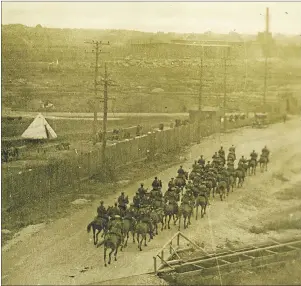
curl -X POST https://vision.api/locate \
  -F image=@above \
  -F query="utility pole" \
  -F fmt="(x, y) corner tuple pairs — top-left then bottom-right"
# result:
(198, 58), (203, 111)
(85, 40), (110, 139)
(223, 56), (227, 131)
(263, 7), (269, 112)
(102, 63), (108, 161)
(93, 41), (99, 137)
(197, 58), (203, 144)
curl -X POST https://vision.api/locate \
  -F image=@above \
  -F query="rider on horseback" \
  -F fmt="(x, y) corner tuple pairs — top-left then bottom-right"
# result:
(97, 200), (107, 217)
(198, 155), (205, 167)
(212, 152), (219, 166)
(138, 183), (147, 196)
(229, 145), (235, 153)
(238, 156), (247, 168)
(139, 210), (154, 239)
(177, 165), (186, 179)
(205, 161), (211, 170)
(218, 146), (225, 159)
(118, 192), (129, 216)
(110, 202), (121, 217)
(96, 200), (109, 222)
(250, 150), (258, 163)
(133, 192), (141, 208)
(151, 177), (161, 190)
(262, 146), (270, 163)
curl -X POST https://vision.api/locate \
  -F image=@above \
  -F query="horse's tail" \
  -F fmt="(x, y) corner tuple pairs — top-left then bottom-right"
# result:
(87, 222), (93, 233)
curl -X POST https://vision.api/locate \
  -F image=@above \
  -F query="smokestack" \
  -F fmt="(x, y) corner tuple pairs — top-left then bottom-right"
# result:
(266, 7), (269, 33)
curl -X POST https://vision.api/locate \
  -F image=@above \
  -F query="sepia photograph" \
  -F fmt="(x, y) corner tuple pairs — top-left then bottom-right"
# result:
(1, 1), (301, 285)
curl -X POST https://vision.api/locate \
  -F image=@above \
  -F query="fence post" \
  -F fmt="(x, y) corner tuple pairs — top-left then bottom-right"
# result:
(153, 256), (157, 274)
(177, 232), (180, 246)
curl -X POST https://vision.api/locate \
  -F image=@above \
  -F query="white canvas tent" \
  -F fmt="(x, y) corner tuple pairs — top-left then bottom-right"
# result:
(21, 113), (57, 140)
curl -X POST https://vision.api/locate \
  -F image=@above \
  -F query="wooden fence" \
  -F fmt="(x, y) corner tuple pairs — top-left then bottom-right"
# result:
(1, 115), (282, 209)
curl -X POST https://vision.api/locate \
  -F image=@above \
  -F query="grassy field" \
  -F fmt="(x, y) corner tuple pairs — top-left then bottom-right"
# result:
(2, 25), (301, 114)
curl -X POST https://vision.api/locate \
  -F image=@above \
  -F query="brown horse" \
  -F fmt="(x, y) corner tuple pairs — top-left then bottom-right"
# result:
(135, 221), (151, 251)
(259, 155), (268, 172)
(150, 208), (165, 234)
(216, 181), (227, 201)
(97, 227), (124, 267)
(178, 202), (193, 230)
(164, 202), (179, 229)
(195, 195), (208, 219)
(175, 172), (188, 190)
(248, 159), (257, 175)
(87, 217), (108, 245)
(121, 217), (136, 247)
(235, 169), (245, 187)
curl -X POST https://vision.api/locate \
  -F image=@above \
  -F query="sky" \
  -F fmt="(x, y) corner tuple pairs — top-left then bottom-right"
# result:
(2, 1), (301, 35)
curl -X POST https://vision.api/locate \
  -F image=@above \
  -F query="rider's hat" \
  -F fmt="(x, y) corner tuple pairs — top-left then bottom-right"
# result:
(100, 200), (104, 204)
(141, 183), (144, 186)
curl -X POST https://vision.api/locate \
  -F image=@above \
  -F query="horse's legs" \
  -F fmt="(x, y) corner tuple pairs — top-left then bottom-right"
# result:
(168, 215), (171, 229)
(132, 230), (135, 243)
(144, 234), (148, 247)
(161, 218), (164, 231)
(124, 232), (129, 247)
(108, 248), (114, 264)
(95, 229), (101, 245)
(195, 205), (198, 220)
(114, 246), (118, 261)
(164, 216), (167, 229)
(104, 246), (107, 267)
(93, 228), (96, 245)
(139, 235), (143, 251)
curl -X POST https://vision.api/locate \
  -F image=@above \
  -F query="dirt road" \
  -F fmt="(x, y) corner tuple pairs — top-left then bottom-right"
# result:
(2, 117), (301, 285)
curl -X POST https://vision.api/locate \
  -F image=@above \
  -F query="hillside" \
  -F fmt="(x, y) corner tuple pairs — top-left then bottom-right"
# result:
(2, 24), (301, 113)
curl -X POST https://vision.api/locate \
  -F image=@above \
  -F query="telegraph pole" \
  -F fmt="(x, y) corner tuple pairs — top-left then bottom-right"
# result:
(198, 58), (203, 111)
(102, 63), (108, 161)
(223, 56), (227, 130)
(196, 58), (204, 144)
(85, 40), (110, 139)
(93, 41), (99, 136)
(263, 7), (269, 111)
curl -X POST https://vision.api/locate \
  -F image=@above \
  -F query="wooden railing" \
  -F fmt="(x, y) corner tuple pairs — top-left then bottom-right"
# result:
(153, 231), (206, 274)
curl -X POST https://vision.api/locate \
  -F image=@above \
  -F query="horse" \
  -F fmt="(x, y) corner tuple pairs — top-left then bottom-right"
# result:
(150, 208), (165, 234)
(227, 152), (236, 162)
(235, 169), (245, 187)
(97, 228), (124, 267)
(175, 172), (188, 191)
(228, 174), (235, 192)
(164, 202), (179, 229)
(135, 221), (151, 251)
(216, 181), (227, 201)
(259, 155), (268, 172)
(195, 195), (207, 219)
(121, 217), (136, 247)
(178, 202), (193, 230)
(87, 217), (108, 245)
(151, 196), (164, 209)
(248, 159), (257, 175)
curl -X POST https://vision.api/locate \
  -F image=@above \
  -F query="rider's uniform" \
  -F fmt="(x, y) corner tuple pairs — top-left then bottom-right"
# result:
(198, 158), (205, 166)
(262, 148), (270, 162)
(152, 179), (161, 190)
(250, 152), (258, 164)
